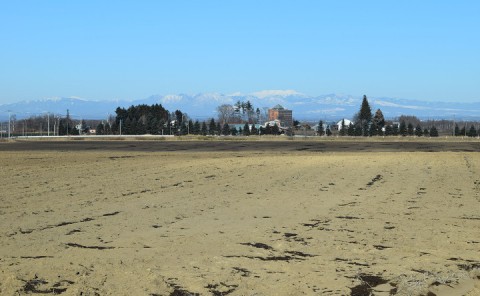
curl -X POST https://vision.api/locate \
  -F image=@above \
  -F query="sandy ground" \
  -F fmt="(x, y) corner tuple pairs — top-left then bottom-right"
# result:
(0, 141), (479, 295)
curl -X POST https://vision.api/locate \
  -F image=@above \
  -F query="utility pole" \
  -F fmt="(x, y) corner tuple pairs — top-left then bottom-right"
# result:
(119, 119), (122, 135)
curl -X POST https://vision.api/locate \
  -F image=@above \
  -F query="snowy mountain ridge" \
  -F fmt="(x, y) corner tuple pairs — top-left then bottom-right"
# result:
(1, 91), (479, 121)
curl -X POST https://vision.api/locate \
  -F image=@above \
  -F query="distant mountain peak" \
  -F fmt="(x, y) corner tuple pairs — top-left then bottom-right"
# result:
(251, 89), (305, 98)
(1, 91), (480, 121)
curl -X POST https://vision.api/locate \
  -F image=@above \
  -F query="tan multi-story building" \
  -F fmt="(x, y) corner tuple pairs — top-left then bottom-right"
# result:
(268, 104), (293, 128)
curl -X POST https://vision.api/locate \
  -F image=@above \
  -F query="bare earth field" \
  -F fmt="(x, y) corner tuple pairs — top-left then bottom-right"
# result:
(1, 139), (479, 295)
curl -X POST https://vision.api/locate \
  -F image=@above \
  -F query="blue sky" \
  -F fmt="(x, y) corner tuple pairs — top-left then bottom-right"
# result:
(0, 0), (479, 104)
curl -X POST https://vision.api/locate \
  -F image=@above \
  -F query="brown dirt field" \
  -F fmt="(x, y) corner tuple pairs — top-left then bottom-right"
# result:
(1, 137), (480, 153)
(1, 140), (479, 295)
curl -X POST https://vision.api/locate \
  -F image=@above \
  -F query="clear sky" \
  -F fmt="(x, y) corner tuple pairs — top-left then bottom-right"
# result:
(0, 0), (479, 104)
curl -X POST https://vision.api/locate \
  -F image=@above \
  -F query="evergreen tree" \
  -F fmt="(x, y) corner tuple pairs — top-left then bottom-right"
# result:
(188, 120), (194, 135)
(230, 127), (238, 136)
(357, 95), (372, 136)
(122, 117), (131, 134)
(347, 123), (355, 136)
(363, 123), (370, 137)
(208, 119), (216, 135)
(174, 110), (183, 126)
(234, 101), (242, 115)
(430, 126), (439, 137)
(216, 122), (222, 135)
(259, 126), (265, 135)
(355, 125), (363, 136)
(96, 122), (105, 135)
(317, 120), (325, 136)
(460, 126), (466, 137)
(201, 121), (208, 136)
(148, 117), (158, 134)
(264, 123), (272, 135)
(326, 127), (332, 136)
(250, 124), (258, 135)
(468, 125), (477, 137)
(384, 125), (393, 136)
(392, 124), (399, 136)
(407, 123), (414, 136)
(369, 121), (378, 136)
(399, 120), (407, 136)
(454, 124), (460, 136)
(372, 109), (385, 129)
(130, 117), (140, 135)
(415, 124), (423, 137)
(423, 128), (430, 137)
(180, 123), (188, 135)
(272, 123), (280, 135)
(193, 120), (201, 135)
(155, 119), (164, 135)
(222, 123), (230, 135)
(243, 123), (250, 136)
(359, 95), (373, 123)
(136, 120), (146, 135)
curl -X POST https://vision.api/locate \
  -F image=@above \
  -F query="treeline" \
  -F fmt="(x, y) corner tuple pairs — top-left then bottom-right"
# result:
(98, 104), (170, 135)
(94, 104), (280, 136)
(316, 95), (480, 137)
(7, 96), (479, 138)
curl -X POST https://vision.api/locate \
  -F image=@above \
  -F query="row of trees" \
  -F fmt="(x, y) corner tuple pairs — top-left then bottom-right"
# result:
(315, 95), (480, 138)
(320, 119), (441, 137)
(454, 124), (479, 137)
(92, 104), (282, 136)
(5, 96), (479, 138)
(202, 121), (279, 136)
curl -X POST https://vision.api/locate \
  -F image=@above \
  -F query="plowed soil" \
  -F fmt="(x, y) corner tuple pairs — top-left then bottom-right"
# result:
(1, 139), (479, 295)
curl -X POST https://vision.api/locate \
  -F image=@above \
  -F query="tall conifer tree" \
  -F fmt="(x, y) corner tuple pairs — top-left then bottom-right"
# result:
(317, 120), (324, 136)
(358, 95), (372, 136)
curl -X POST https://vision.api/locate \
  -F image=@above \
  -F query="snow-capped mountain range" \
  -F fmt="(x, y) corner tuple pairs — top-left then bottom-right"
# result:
(1, 90), (479, 121)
